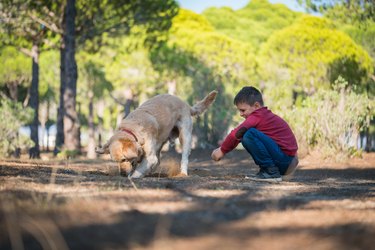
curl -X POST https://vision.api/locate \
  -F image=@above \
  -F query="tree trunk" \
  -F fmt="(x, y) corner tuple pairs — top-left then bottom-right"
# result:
(46, 100), (50, 152)
(62, 0), (80, 152)
(29, 43), (40, 159)
(97, 100), (105, 147)
(55, 45), (65, 155)
(87, 90), (96, 159)
(39, 102), (47, 151)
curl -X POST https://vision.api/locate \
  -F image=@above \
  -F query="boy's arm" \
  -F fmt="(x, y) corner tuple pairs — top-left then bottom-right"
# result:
(212, 115), (258, 160)
(211, 130), (242, 161)
(220, 132), (241, 154)
(220, 115), (259, 153)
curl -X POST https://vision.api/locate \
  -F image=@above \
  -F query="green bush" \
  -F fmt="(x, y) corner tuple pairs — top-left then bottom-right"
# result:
(57, 149), (81, 159)
(281, 76), (374, 160)
(0, 95), (34, 157)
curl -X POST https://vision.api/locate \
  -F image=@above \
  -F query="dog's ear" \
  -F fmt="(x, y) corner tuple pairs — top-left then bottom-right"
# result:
(95, 142), (110, 154)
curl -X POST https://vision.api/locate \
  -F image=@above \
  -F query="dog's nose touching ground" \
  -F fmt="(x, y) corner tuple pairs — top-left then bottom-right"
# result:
(118, 161), (133, 176)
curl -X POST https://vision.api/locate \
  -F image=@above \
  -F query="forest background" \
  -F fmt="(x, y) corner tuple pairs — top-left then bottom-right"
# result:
(0, 0), (374, 161)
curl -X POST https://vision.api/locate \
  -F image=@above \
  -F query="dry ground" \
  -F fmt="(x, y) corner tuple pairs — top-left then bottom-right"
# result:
(0, 149), (374, 250)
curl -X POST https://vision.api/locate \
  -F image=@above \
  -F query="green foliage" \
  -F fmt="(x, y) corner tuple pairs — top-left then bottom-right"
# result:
(0, 46), (31, 89)
(258, 15), (373, 94)
(323, 6), (375, 95)
(76, 51), (113, 127)
(149, 9), (258, 145)
(203, 0), (301, 49)
(100, 40), (159, 96)
(57, 149), (81, 159)
(0, 94), (34, 157)
(0, 0), (60, 50)
(169, 9), (257, 92)
(75, 0), (179, 51)
(342, 22), (375, 59)
(39, 50), (60, 101)
(280, 76), (374, 159)
(298, 0), (375, 23)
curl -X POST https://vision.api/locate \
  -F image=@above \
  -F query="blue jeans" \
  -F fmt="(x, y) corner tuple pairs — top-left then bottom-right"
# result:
(241, 128), (293, 175)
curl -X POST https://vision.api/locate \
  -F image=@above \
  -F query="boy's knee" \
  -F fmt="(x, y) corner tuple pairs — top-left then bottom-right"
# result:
(244, 128), (259, 138)
(241, 128), (259, 146)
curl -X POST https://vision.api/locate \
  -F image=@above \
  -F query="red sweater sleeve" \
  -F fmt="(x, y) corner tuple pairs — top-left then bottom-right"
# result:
(220, 115), (260, 154)
(220, 131), (240, 154)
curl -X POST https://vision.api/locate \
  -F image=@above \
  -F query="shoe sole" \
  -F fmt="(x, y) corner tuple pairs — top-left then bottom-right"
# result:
(247, 176), (282, 183)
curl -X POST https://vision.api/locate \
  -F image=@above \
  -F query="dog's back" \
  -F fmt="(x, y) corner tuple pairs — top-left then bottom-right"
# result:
(125, 94), (190, 142)
(132, 91), (217, 125)
(124, 92), (217, 144)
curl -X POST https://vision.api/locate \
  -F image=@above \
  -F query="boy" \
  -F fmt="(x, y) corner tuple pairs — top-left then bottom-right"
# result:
(211, 86), (299, 182)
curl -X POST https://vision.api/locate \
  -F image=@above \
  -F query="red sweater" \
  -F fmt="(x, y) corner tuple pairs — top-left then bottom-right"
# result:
(220, 107), (298, 156)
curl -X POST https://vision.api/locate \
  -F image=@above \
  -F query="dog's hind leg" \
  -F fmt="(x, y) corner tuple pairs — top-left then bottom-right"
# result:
(177, 117), (193, 176)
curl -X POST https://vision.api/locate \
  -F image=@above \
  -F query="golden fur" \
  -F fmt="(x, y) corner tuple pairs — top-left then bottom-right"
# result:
(96, 90), (217, 178)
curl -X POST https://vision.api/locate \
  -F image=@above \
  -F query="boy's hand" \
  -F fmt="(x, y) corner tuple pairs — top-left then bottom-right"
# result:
(211, 148), (224, 161)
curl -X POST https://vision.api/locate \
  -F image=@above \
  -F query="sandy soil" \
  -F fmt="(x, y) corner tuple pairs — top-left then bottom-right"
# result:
(0, 149), (374, 250)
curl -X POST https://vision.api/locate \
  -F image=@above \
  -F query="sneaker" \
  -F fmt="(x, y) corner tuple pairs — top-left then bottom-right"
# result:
(282, 156), (299, 181)
(248, 168), (282, 183)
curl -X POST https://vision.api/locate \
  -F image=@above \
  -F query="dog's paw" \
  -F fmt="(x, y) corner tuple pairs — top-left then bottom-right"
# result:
(174, 173), (188, 178)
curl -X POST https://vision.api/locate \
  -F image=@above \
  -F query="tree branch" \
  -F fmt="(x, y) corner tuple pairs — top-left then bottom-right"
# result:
(27, 12), (62, 34)
(109, 92), (126, 106)
(19, 47), (33, 57)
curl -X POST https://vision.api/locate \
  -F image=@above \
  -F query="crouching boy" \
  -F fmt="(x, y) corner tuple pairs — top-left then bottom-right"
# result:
(211, 86), (299, 182)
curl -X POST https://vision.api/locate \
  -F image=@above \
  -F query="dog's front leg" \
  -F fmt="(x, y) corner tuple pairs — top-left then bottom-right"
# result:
(130, 155), (158, 178)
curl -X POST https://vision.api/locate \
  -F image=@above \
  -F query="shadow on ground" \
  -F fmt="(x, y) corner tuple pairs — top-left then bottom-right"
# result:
(0, 149), (374, 250)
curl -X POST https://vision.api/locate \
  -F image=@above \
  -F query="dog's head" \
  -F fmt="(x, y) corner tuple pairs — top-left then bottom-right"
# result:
(96, 137), (144, 176)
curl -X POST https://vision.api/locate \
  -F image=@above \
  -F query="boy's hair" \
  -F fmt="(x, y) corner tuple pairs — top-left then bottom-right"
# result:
(234, 86), (264, 106)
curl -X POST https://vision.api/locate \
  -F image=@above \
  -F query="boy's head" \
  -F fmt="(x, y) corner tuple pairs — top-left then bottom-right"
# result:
(234, 86), (264, 106)
(234, 86), (264, 118)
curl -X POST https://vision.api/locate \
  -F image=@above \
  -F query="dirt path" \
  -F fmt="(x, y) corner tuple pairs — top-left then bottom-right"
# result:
(0, 150), (374, 250)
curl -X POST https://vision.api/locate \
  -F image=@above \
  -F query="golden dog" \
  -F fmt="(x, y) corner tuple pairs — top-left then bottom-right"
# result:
(96, 90), (217, 178)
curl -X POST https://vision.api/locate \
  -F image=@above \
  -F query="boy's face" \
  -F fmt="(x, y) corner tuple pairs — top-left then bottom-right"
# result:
(236, 102), (261, 119)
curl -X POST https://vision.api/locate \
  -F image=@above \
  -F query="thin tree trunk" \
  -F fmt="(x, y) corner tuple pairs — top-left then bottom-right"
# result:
(29, 43), (40, 159)
(97, 100), (105, 147)
(87, 90), (96, 159)
(55, 45), (65, 155)
(39, 102), (48, 151)
(63, 0), (80, 152)
(46, 100), (50, 152)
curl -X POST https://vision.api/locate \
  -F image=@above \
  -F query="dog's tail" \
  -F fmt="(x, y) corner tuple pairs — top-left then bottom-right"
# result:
(190, 90), (218, 116)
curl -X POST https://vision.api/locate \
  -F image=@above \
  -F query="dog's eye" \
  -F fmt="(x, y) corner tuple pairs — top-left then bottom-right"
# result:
(120, 158), (129, 163)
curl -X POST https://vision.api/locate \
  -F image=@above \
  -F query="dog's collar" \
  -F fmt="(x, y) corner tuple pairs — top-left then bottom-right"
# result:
(119, 128), (138, 142)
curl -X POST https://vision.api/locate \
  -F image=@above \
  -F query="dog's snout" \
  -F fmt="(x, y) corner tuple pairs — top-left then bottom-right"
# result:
(130, 158), (138, 167)
(120, 157), (138, 167)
